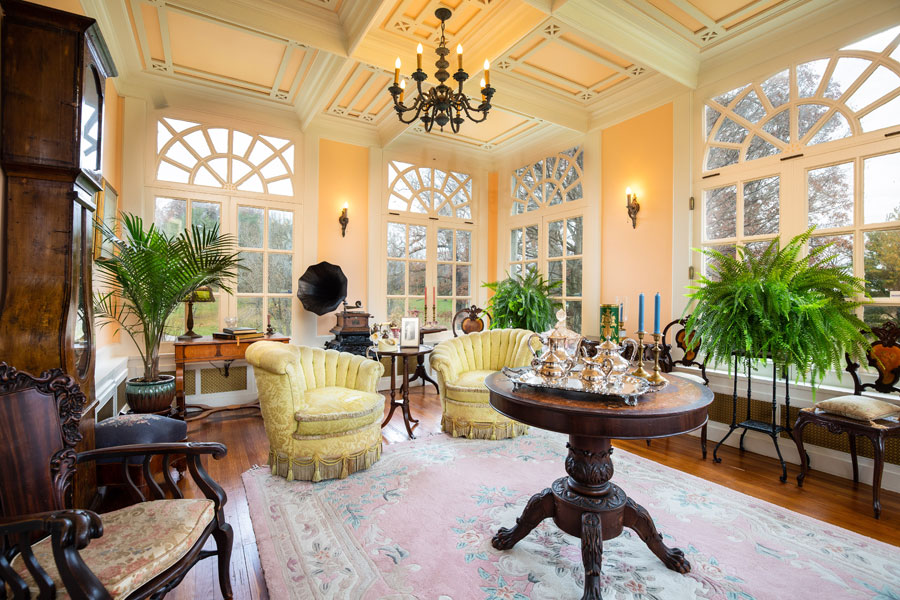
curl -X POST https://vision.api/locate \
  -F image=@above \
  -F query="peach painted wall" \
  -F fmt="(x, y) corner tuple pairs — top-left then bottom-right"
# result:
(317, 139), (369, 335)
(97, 81), (124, 348)
(601, 103), (674, 328)
(486, 171), (498, 294)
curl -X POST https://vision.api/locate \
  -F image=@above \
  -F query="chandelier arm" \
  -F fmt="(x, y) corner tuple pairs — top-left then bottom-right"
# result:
(459, 99), (491, 123)
(392, 93), (427, 125)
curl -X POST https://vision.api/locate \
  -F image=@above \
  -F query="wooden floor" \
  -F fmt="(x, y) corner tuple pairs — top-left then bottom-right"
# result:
(170, 385), (900, 600)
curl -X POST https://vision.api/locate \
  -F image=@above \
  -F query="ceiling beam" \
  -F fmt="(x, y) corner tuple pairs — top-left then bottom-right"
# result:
(490, 71), (590, 132)
(340, 1), (390, 57)
(553, 0), (700, 88)
(294, 54), (355, 131)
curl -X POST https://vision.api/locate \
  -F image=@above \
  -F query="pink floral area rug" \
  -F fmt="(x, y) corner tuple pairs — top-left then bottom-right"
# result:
(242, 430), (899, 600)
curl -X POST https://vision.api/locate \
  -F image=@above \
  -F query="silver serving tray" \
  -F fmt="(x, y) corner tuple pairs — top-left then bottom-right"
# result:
(501, 366), (665, 404)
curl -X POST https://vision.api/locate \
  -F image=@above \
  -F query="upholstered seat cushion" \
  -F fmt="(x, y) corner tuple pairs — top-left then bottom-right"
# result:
(445, 369), (495, 403)
(674, 372), (707, 386)
(815, 395), (900, 421)
(95, 414), (188, 464)
(294, 387), (384, 436)
(13, 499), (214, 600)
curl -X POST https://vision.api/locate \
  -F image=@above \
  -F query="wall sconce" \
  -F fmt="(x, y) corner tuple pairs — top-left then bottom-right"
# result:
(626, 187), (640, 229)
(339, 202), (349, 237)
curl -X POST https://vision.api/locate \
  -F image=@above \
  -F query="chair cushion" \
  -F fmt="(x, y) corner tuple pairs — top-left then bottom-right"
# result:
(446, 370), (495, 404)
(294, 387), (384, 436)
(674, 372), (707, 386)
(95, 414), (188, 464)
(816, 395), (900, 421)
(13, 499), (214, 600)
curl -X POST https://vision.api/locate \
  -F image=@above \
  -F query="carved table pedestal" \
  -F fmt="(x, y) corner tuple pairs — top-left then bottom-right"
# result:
(485, 373), (713, 600)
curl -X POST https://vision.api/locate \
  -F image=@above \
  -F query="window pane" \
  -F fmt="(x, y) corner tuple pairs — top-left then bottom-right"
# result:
(191, 201), (220, 232)
(863, 305), (900, 328)
(267, 297), (291, 335)
(744, 240), (773, 260)
(268, 210), (293, 250)
(864, 152), (900, 224)
(456, 230), (470, 262)
(409, 225), (427, 259)
(705, 185), (737, 240)
(436, 298), (452, 327)
(566, 301), (582, 334)
(548, 260), (562, 297)
(387, 260), (405, 295)
(409, 261), (426, 295)
(567, 217), (583, 255)
(456, 265), (470, 297)
(810, 234), (853, 269)
(743, 176), (779, 236)
(864, 229), (900, 297)
(387, 223), (406, 258)
(808, 163), (854, 228)
(409, 297), (425, 318)
(237, 251), (263, 293)
(525, 261), (538, 274)
(191, 301), (218, 336)
(704, 244), (736, 280)
(437, 263), (452, 296)
(566, 259), (582, 297)
(548, 220), (564, 258)
(524, 225), (539, 259)
(510, 228), (522, 261)
(154, 197), (187, 238)
(165, 303), (185, 337)
(437, 229), (453, 261)
(511, 263), (523, 277)
(387, 298), (405, 325)
(238, 206), (264, 248)
(237, 297), (262, 331)
(267, 254), (292, 294)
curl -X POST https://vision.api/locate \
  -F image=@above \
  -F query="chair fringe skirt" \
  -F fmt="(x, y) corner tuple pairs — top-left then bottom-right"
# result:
(268, 440), (382, 483)
(441, 414), (529, 440)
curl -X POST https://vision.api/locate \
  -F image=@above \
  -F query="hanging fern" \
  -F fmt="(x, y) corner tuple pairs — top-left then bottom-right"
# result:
(684, 227), (870, 387)
(483, 269), (562, 332)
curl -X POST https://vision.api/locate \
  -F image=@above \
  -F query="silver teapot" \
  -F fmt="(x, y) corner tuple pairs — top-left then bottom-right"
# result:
(580, 313), (638, 387)
(529, 309), (582, 383)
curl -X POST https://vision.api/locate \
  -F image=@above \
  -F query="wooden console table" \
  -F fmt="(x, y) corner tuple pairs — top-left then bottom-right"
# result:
(174, 334), (290, 421)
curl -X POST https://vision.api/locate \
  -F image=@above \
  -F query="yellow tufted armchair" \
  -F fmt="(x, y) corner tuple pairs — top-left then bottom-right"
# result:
(430, 328), (536, 439)
(246, 342), (385, 482)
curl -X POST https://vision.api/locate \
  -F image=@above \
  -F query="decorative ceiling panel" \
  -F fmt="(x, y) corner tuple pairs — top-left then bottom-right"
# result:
(626, 0), (809, 47)
(495, 19), (649, 104)
(325, 63), (396, 124)
(380, 0), (500, 45)
(127, 0), (318, 104)
(410, 106), (545, 150)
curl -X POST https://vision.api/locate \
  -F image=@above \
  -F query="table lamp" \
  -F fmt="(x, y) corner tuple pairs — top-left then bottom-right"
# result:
(179, 286), (215, 340)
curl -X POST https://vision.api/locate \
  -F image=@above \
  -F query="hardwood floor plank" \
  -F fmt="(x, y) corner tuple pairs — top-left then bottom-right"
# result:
(166, 384), (898, 599)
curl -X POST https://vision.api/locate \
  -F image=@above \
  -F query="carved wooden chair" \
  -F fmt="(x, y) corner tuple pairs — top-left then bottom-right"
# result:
(648, 317), (711, 458)
(451, 305), (491, 337)
(794, 321), (900, 519)
(0, 363), (233, 599)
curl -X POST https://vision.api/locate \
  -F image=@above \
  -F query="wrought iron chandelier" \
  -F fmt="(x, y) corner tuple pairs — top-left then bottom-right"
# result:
(387, 8), (495, 133)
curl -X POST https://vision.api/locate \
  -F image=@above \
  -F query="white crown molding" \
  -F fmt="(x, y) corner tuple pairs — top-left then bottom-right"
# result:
(305, 113), (382, 148)
(554, 0), (700, 88)
(490, 71), (590, 132)
(588, 72), (688, 131)
(81, 0), (144, 75)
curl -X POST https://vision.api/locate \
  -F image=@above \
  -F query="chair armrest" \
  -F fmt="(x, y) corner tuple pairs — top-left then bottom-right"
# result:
(0, 509), (109, 599)
(77, 442), (229, 510)
(351, 357), (384, 393)
(430, 347), (459, 384)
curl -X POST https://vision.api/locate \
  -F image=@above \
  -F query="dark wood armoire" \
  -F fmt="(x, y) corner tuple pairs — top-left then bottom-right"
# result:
(0, 0), (116, 505)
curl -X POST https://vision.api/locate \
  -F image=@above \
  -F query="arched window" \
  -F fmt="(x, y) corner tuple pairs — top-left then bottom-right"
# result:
(156, 117), (295, 196)
(511, 146), (584, 214)
(387, 161), (472, 219)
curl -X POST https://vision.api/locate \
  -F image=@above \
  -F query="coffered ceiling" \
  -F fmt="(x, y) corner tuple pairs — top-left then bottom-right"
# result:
(82, 0), (864, 157)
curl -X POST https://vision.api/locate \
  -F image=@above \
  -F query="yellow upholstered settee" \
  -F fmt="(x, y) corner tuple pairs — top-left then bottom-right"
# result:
(430, 328), (536, 439)
(245, 342), (385, 482)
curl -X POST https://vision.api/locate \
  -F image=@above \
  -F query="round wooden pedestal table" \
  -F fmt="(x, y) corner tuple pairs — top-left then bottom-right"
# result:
(485, 372), (713, 600)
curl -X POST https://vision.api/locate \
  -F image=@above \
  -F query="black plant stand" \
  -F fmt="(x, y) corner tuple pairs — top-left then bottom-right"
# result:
(712, 353), (795, 482)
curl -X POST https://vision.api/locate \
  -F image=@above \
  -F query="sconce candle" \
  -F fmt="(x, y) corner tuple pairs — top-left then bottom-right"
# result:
(626, 187), (640, 229)
(339, 202), (349, 237)
(653, 293), (660, 334)
(638, 293), (645, 332)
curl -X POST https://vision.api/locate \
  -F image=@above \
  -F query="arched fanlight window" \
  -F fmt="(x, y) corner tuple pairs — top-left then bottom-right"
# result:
(387, 161), (472, 219)
(511, 146), (584, 215)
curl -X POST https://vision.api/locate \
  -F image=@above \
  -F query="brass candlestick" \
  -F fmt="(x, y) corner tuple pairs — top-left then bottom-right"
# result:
(646, 332), (668, 385)
(631, 330), (651, 379)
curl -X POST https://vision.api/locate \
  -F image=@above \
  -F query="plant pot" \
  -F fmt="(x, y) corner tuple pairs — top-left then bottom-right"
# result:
(126, 375), (176, 414)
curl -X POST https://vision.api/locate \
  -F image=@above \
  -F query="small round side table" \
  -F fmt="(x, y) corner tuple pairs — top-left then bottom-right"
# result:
(368, 345), (434, 439)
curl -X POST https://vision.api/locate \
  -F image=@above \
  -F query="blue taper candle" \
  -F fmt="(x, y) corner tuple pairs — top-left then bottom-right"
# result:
(654, 292), (661, 334)
(638, 293), (644, 332)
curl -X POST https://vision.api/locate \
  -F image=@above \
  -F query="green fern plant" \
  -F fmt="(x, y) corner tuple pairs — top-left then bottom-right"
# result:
(684, 228), (870, 387)
(483, 269), (562, 332)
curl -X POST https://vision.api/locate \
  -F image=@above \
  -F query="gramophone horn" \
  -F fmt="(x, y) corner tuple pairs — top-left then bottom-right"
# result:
(297, 261), (348, 315)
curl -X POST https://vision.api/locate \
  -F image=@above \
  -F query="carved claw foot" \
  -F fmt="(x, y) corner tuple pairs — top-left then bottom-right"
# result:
(580, 513), (604, 600)
(491, 487), (555, 551)
(623, 498), (691, 574)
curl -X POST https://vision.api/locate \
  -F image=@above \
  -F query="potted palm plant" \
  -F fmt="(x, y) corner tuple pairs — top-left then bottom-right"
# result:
(685, 228), (870, 387)
(94, 213), (242, 413)
(483, 269), (562, 332)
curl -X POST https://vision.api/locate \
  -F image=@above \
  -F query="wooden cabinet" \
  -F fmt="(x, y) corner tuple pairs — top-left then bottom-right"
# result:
(0, 0), (117, 505)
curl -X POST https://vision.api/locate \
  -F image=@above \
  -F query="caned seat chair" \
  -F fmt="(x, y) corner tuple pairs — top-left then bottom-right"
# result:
(794, 321), (900, 519)
(430, 328), (536, 439)
(0, 363), (233, 600)
(245, 342), (385, 482)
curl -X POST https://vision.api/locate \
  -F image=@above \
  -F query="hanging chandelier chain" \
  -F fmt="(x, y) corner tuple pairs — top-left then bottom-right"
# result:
(387, 8), (494, 133)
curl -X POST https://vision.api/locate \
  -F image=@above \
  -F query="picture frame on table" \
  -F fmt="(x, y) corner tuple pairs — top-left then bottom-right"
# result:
(400, 317), (419, 348)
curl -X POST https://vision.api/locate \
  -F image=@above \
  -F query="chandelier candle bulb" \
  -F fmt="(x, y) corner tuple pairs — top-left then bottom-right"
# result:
(417, 43), (423, 70)
(399, 79), (405, 102)
(457, 44), (463, 70)
(484, 59), (490, 85)
(394, 57), (401, 83)
(480, 78), (485, 102)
